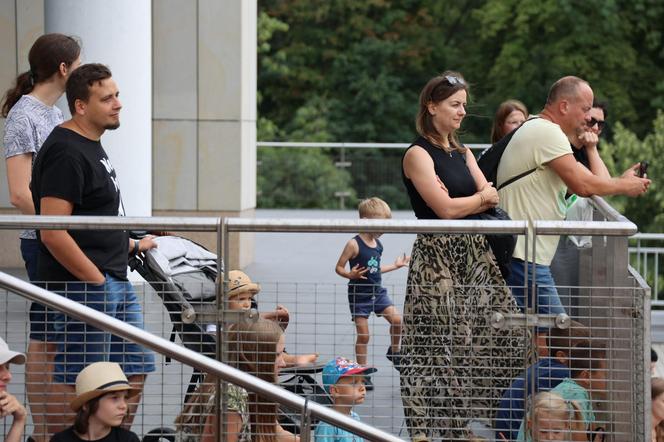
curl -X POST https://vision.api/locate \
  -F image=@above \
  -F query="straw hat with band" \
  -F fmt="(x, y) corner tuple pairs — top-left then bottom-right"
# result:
(0, 336), (26, 365)
(70, 362), (140, 411)
(227, 270), (261, 298)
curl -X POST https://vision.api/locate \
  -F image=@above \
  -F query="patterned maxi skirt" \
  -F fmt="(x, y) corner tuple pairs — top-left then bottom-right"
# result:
(400, 233), (530, 442)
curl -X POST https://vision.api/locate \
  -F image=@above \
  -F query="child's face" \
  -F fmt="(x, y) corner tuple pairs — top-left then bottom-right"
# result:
(362, 214), (391, 238)
(92, 390), (128, 428)
(331, 374), (367, 406)
(0, 363), (11, 390)
(228, 292), (253, 311)
(531, 411), (570, 441)
(274, 335), (286, 375)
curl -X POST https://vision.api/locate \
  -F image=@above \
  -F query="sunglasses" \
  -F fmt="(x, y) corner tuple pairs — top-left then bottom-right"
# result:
(587, 117), (606, 131)
(444, 75), (466, 86)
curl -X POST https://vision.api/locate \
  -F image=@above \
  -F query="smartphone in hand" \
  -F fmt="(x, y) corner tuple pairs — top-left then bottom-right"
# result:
(638, 161), (649, 178)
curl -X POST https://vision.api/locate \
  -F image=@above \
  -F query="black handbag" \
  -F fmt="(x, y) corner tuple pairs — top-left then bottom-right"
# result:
(477, 207), (516, 279)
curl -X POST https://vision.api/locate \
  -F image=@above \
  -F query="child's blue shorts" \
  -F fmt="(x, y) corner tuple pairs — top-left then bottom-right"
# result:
(348, 287), (394, 319)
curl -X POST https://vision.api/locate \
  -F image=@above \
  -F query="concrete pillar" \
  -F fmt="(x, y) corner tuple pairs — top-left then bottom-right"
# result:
(45, 0), (152, 216)
(153, 0), (257, 268)
(0, 0), (45, 267)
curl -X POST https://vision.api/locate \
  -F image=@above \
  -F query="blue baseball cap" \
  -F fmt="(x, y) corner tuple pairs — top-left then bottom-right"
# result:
(322, 357), (377, 393)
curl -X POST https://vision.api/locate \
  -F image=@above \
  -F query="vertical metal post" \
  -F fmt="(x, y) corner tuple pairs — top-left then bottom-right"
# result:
(339, 146), (346, 209)
(639, 279), (651, 441)
(523, 225), (536, 431)
(299, 398), (312, 442)
(655, 253), (659, 299)
(216, 217), (227, 442)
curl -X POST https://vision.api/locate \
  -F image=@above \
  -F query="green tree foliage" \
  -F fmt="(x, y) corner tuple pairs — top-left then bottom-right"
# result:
(602, 111), (664, 232)
(256, 0), (664, 209)
(257, 147), (356, 208)
(258, 0), (664, 141)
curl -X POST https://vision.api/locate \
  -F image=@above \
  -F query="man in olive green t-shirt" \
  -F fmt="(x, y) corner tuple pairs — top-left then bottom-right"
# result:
(497, 76), (650, 316)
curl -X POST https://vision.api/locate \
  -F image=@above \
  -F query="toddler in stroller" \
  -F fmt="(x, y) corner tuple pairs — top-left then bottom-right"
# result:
(129, 237), (328, 441)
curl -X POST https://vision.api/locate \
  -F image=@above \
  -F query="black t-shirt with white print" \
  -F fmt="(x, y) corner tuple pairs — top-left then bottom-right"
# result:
(31, 126), (129, 282)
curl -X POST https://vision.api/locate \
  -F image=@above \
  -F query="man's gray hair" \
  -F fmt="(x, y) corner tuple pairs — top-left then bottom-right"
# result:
(546, 76), (589, 105)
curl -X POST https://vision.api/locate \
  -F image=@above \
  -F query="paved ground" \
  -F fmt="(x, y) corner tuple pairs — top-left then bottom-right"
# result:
(0, 209), (417, 439)
(245, 209), (417, 435)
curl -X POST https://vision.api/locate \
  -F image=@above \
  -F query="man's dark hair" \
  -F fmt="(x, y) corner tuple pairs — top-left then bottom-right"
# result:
(548, 320), (591, 359)
(546, 76), (588, 105)
(66, 63), (112, 114)
(569, 341), (607, 379)
(593, 99), (609, 120)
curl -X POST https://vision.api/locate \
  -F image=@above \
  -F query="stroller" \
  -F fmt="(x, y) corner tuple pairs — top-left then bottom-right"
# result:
(129, 236), (331, 441)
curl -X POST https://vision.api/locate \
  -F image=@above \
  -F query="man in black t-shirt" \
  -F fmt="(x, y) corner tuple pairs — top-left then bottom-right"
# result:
(30, 64), (156, 433)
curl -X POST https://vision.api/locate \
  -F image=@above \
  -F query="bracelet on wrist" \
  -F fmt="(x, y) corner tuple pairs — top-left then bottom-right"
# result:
(132, 239), (140, 256)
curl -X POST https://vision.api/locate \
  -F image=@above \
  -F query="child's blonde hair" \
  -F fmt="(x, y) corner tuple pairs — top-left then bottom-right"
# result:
(527, 391), (584, 440)
(358, 197), (391, 219)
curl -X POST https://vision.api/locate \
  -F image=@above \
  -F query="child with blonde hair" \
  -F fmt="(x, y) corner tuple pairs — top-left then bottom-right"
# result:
(335, 197), (408, 389)
(519, 391), (583, 442)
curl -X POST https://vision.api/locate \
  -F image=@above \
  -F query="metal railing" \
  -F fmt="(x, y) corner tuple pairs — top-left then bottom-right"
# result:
(257, 141), (490, 150)
(256, 142), (490, 209)
(630, 232), (664, 305)
(0, 271), (402, 442)
(0, 215), (403, 442)
(0, 201), (651, 440)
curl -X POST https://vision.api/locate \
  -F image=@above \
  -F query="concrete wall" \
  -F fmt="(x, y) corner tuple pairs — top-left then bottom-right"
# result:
(0, 0), (257, 269)
(152, 0), (257, 268)
(0, 0), (45, 268)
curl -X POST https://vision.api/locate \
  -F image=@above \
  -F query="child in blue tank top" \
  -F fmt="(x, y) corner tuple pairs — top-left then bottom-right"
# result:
(335, 197), (409, 389)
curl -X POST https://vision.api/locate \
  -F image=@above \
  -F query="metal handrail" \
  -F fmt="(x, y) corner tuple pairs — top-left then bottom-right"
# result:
(632, 233), (664, 240)
(257, 141), (490, 151)
(533, 220), (637, 236)
(224, 217), (528, 235)
(0, 215), (220, 231)
(0, 271), (404, 442)
(589, 195), (631, 223)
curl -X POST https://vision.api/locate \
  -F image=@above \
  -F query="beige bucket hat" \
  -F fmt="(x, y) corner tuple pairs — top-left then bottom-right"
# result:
(70, 362), (139, 411)
(226, 270), (261, 297)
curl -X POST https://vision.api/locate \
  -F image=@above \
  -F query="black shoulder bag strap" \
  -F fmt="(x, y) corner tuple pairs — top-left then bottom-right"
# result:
(496, 116), (540, 191)
(497, 167), (537, 191)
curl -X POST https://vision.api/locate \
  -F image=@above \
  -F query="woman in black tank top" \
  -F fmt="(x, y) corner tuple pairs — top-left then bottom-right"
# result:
(399, 71), (529, 441)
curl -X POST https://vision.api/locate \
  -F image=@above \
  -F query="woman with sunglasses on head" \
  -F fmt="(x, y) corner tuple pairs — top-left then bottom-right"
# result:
(400, 71), (529, 442)
(1, 33), (81, 442)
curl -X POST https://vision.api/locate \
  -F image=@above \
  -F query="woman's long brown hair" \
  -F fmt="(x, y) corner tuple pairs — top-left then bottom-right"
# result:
(1, 33), (80, 117)
(228, 319), (284, 442)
